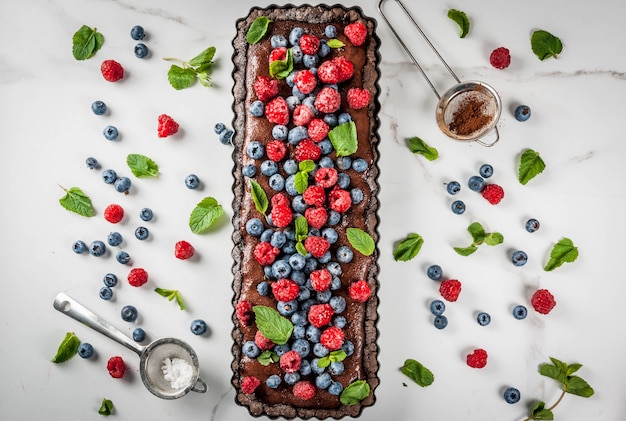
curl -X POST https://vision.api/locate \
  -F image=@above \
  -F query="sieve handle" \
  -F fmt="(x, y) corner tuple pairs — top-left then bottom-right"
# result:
(191, 376), (208, 394)
(53, 293), (144, 356)
(475, 126), (500, 147)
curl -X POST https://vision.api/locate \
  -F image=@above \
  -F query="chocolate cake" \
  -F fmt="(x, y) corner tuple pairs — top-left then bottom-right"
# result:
(230, 5), (381, 418)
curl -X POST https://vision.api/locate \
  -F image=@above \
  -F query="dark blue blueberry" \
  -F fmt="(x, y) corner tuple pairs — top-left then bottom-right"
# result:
(242, 164), (256, 178)
(427, 264), (443, 280)
(336, 156), (352, 171)
(266, 374), (281, 389)
(336, 246), (353, 264)
(306, 325), (321, 343)
(297, 286), (311, 302)
(103, 273), (118, 287)
(78, 343), (94, 358)
(429, 299), (446, 316)
(323, 113), (338, 127)
(479, 164), (494, 178)
(328, 381), (344, 395)
(285, 94), (299, 109)
(245, 218), (264, 237)
(285, 175), (298, 196)
(525, 218), (540, 233)
(272, 260), (291, 279)
(89, 240), (106, 257)
(504, 387), (521, 404)
(446, 181), (461, 195)
(134, 226), (149, 240)
(86, 157), (99, 169)
(319, 156), (334, 168)
(130, 25), (145, 40)
(116, 251), (130, 264)
(288, 253), (306, 271)
(99, 286), (113, 300)
(313, 343), (329, 358)
(333, 315), (347, 328)
(321, 228), (338, 244)
(107, 231), (123, 247)
(91, 100), (107, 115)
(242, 341), (260, 358)
(214, 122), (226, 134)
(434, 315), (448, 329)
(103, 125), (118, 141)
(272, 125), (288, 140)
(102, 169), (117, 184)
(451, 200), (466, 214)
(302, 98), (318, 115)
(283, 159), (298, 175)
(270, 231), (287, 249)
(477, 312), (491, 326)
(274, 344), (290, 356)
(289, 27), (303, 46)
(133, 327), (146, 342)
(291, 45), (303, 64)
(292, 324), (306, 339)
(219, 129), (233, 144)
(256, 281), (269, 296)
(514, 105), (531, 122)
(291, 338), (311, 357)
(330, 276), (341, 291)
(284, 372), (301, 385)
(303, 54), (318, 68)
(139, 207), (153, 222)
(246, 141), (264, 160)
(329, 361), (344, 375)
(291, 195), (308, 213)
(310, 358), (325, 374)
(291, 311), (308, 326)
(338, 113), (352, 125)
(134, 43), (148, 58)
(468, 175), (485, 192)
(512, 305), (528, 320)
(352, 158), (368, 173)
(337, 173), (351, 189)
(342, 340), (354, 356)
(288, 126), (308, 145)
(121, 305), (138, 322)
(325, 24), (337, 38)
(270, 34), (288, 48)
(190, 319), (207, 335)
(329, 295), (346, 313)
(185, 174), (200, 189)
(316, 290), (332, 303)
(511, 250), (528, 266)
(72, 240), (87, 254)
(299, 359), (312, 375)
(292, 85), (306, 100)
(114, 176), (131, 193)
(249, 100), (264, 117)
(260, 160), (278, 177)
(316, 373), (332, 389)
(350, 188), (364, 204)
(327, 210), (341, 226)
(317, 251), (332, 265)
(318, 40), (331, 57)
(282, 240), (297, 255)
(277, 300), (298, 317)
(269, 173), (285, 191)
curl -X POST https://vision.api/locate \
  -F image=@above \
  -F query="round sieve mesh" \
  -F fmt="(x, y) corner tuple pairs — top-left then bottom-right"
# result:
(443, 89), (497, 139)
(141, 339), (199, 399)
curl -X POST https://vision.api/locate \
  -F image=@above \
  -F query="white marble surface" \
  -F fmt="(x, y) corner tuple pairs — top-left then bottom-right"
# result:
(1, 0), (625, 420)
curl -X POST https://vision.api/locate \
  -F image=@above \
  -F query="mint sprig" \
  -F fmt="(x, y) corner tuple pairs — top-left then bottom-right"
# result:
(393, 233), (424, 261)
(98, 398), (114, 416)
(294, 160), (315, 194)
(250, 180), (269, 214)
(253, 305), (293, 345)
(407, 136), (439, 161)
(340, 380), (370, 405)
(454, 222), (503, 256)
(327, 39), (345, 49)
(257, 350), (279, 366)
(318, 350), (347, 368)
(328, 121), (358, 157)
(127, 153), (159, 178)
(447, 9), (470, 38)
(246, 16), (271, 44)
(294, 216), (309, 256)
(165, 46), (216, 89)
(400, 359), (434, 387)
(269, 48), (293, 79)
(72, 25), (104, 60)
(531, 30), (563, 60)
(544, 237), (578, 271)
(519, 149), (546, 185)
(154, 288), (185, 310)
(347, 227), (375, 256)
(189, 197), (224, 233)
(51, 332), (80, 363)
(59, 186), (95, 217)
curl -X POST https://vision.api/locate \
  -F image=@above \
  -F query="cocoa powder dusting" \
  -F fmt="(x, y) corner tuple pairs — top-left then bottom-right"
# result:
(449, 96), (493, 136)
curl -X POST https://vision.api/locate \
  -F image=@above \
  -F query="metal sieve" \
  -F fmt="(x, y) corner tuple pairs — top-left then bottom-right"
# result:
(53, 293), (207, 399)
(378, 0), (500, 146)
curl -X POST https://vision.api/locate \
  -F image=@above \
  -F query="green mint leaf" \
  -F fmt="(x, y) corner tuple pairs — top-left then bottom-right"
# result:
(407, 136), (439, 161)
(59, 186), (95, 217)
(154, 288), (185, 310)
(294, 216), (309, 242)
(531, 30), (563, 60)
(327, 39), (345, 49)
(347, 227), (375, 256)
(98, 398), (114, 416)
(269, 48), (293, 79)
(294, 171), (309, 194)
(566, 363), (583, 376)
(189, 197), (224, 234)
(539, 357), (568, 384)
(329, 350), (347, 363)
(167, 64), (197, 90)
(393, 233), (424, 262)
(530, 402), (554, 420)
(454, 245), (477, 256)
(299, 159), (316, 173)
(72, 25), (104, 60)
(565, 375), (594, 398)
(447, 9), (470, 38)
(247, 16), (271, 44)
(467, 222), (486, 244)
(51, 332), (81, 363)
(257, 350), (279, 366)
(318, 355), (331, 368)
(250, 180), (269, 214)
(126, 153), (159, 178)
(519, 149), (546, 185)
(188, 46), (216, 67)
(340, 380), (370, 406)
(252, 305), (293, 345)
(484, 232), (504, 246)
(544, 237), (578, 271)
(296, 242), (308, 256)
(400, 359), (435, 387)
(328, 121), (358, 157)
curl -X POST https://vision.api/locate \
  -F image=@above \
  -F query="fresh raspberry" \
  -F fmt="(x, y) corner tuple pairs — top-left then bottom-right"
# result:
(104, 204), (124, 223)
(309, 269), (332, 292)
(531, 289), (556, 314)
(489, 47), (511, 69)
(304, 236), (330, 258)
(292, 104), (315, 126)
(271, 204), (293, 228)
(349, 280), (371, 303)
(254, 330), (275, 351)
(127, 268), (148, 287)
(466, 348), (488, 368)
(253, 75), (279, 102)
(347, 87), (371, 110)
(269, 47), (288, 64)
(295, 139), (321, 162)
(328, 187), (352, 213)
(293, 69), (317, 95)
(307, 118), (330, 143)
(314, 167), (338, 188)
(271, 192), (290, 208)
(320, 326), (345, 351)
(333, 57), (354, 82)
(317, 60), (340, 84)
(482, 184), (504, 205)
(293, 380), (316, 400)
(266, 140), (287, 162)
(279, 350), (302, 373)
(308, 303), (334, 328)
(303, 185), (326, 207)
(236, 300), (254, 326)
(106, 356), (126, 378)
(314, 87), (341, 114)
(299, 34), (320, 55)
(305, 206), (328, 230)
(241, 376), (261, 394)
(265, 97), (290, 125)
(344, 21), (368, 46)
(439, 279), (462, 302)
(271, 278), (300, 302)
(100, 60), (124, 82)
(174, 240), (195, 260)
(157, 114), (179, 138)
(253, 242), (280, 266)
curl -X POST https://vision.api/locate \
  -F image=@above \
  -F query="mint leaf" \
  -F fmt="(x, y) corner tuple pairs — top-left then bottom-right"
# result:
(484, 232), (504, 246)
(59, 186), (95, 217)
(539, 357), (568, 384)
(154, 288), (185, 310)
(530, 402), (554, 420)
(519, 149), (546, 185)
(294, 171), (309, 194)
(327, 39), (345, 48)
(72, 25), (104, 60)
(447, 9), (470, 38)
(401, 359), (434, 387)
(257, 350), (279, 366)
(98, 398), (114, 416)
(347, 227), (375, 256)
(189, 197), (224, 234)
(328, 121), (358, 156)
(247, 16), (271, 44)
(51, 332), (80, 363)
(393, 233), (424, 262)
(407, 136), (439, 161)
(566, 375), (594, 398)
(167, 64), (197, 90)
(318, 350), (347, 368)
(296, 242), (308, 256)
(454, 245), (477, 256)
(467, 222), (486, 244)
(544, 237), (578, 271)
(294, 216), (309, 243)
(164, 47), (216, 90)
(250, 180), (269, 214)
(531, 30), (563, 60)
(253, 306), (293, 345)
(340, 380), (370, 405)
(126, 153), (159, 178)
(299, 160), (316, 173)
(269, 48), (293, 79)
(188, 46), (216, 67)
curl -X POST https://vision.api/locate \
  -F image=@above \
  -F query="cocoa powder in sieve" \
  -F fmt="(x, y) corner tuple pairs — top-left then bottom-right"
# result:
(449, 96), (493, 136)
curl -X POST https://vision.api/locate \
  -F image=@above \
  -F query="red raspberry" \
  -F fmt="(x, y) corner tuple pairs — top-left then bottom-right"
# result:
(292, 104), (315, 126)
(100, 60), (124, 82)
(308, 303), (334, 328)
(271, 192), (289, 208)
(293, 380), (316, 400)
(314, 87), (341, 114)
(299, 34), (320, 55)
(271, 279), (300, 302)
(304, 236), (330, 258)
(269, 47), (288, 64)
(308, 118), (330, 143)
(344, 21), (368, 46)
(271, 205), (292, 228)
(293, 69), (317, 95)
(174, 240), (195, 260)
(347, 87), (371, 110)
(265, 97), (290, 125)
(127, 268), (148, 287)
(295, 139), (321, 162)
(439, 279), (462, 302)
(104, 204), (124, 223)
(157, 114), (179, 138)
(349, 280), (371, 303)
(241, 376), (261, 394)
(320, 326), (345, 351)
(309, 269), (332, 292)
(303, 185), (326, 207)
(489, 47), (511, 69)
(107, 356), (126, 378)
(314, 167), (338, 188)
(333, 57), (354, 82)
(328, 187), (352, 213)
(254, 330), (275, 350)
(236, 300), (254, 326)
(531, 289), (557, 314)
(253, 242), (280, 266)
(279, 350), (302, 373)
(466, 348), (488, 369)
(305, 207), (328, 230)
(482, 184), (504, 205)
(266, 140), (287, 162)
(317, 60), (340, 84)
(253, 75), (279, 102)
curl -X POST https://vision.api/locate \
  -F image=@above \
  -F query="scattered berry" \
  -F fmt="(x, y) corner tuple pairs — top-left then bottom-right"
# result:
(346, 87), (371, 110)
(100, 60), (124, 82)
(253, 242), (280, 266)
(241, 376), (261, 394)
(116, 250), (130, 264)
(99, 287), (113, 300)
(348, 280), (371, 302)
(114, 176), (131, 193)
(512, 305), (528, 320)
(308, 119), (330, 143)
(295, 139), (321, 161)
(466, 348), (488, 368)
(266, 140), (287, 162)
(219, 129), (234, 144)
(107, 356), (126, 378)
(515, 105), (531, 122)
(479, 164), (494, 178)
(127, 267), (148, 287)
(86, 157), (99, 169)
(531, 289), (556, 314)
(103, 125), (118, 140)
(433, 315), (448, 329)
(190, 319), (207, 335)
(451, 200), (466, 214)
(254, 330), (274, 350)
(185, 174), (200, 189)
(446, 181), (461, 195)
(120, 305), (138, 322)
(333, 56), (354, 82)
(525, 218), (540, 233)
(477, 312), (491, 326)
(140, 207), (154, 222)
(439, 279), (462, 302)
(489, 47), (511, 69)
(511, 250), (528, 266)
(130, 25), (145, 40)
(468, 175), (485, 192)
(133, 328), (146, 342)
(270, 205), (293, 228)
(292, 104), (315, 126)
(317, 60), (340, 84)
(89, 240), (107, 257)
(135, 226), (149, 240)
(482, 184), (505, 205)
(427, 265), (443, 280)
(104, 204), (124, 223)
(328, 187), (352, 213)
(305, 207), (328, 230)
(91, 100), (107, 115)
(344, 21), (367, 46)
(157, 114), (179, 137)
(72, 240), (87, 254)
(175, 240), (195, 260)
(299, 34), (320, 55)
(293, 69), (317, 94)
(504, 387), (521, 404)
(102, 169), (117, 184)
(134, 43), (148, 58)
(429, 299), (446, 316)
(103, 273), (118, 287)
(78, 343), (94, 358)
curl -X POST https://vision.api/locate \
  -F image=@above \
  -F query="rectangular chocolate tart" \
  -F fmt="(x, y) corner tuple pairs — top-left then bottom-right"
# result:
(230, 4), (381, 419)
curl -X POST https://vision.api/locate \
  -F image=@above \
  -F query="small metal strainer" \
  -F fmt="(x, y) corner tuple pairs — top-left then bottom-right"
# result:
(379, 0), (501, 146)
(53, 293), (207, 399)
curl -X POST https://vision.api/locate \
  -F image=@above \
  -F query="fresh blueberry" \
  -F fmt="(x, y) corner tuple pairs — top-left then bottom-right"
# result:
(512, 305), (528, 320)
(269, 173), (285, 191)
(291, 45), (303, 64)
(77, 343), (94, 358)
(114, 176), (131, 193)
(285, 175), (298, 196)
(277, 300), (298, 317)
(116, 250), (130, 264)
(242, 164), (256, 178)
(72, 240), (87, 254)
(291, 311), (308, 326)
(337, 172), (351, 189)
(246, 141), (264, 160)
(139, 207), (153, 222)
(266, 374), (281, 389)
(283, 159), (298, 175)
(316, 373), (332, 389)
(316, 290), (332, 303)
(427, 264), (442, 280)
(134, 43), (148, 58)
(284, 372), (301, 385)
(321, 228), (338, 244)
(479, 164), (494, 178)
(89, 241), (106, 257)
(291, 338), (311, 357)
(446, 181), (461, 195)
(477, 312), (491, 326)
(282, 241), (297, 255)
(350, 188), (364, 204)
(306, 325), (321, 343)
(103, 125), (118, 141)
(291, 195), (308, 213)
(272, 125), (288, 140)
(120, 305), (138, 322)
(133, 328), (146, 342)
(429, 299), (446, 316)
(319, 156), (334, 168)
(285, 94), (300, 109)
(303, 54), (318, 68)
(242, 340), (260, 358)
(504, 387), (521, 404)
(288, 253), (306, 271)
(260, 160), (278, 177)
(325, 24), (338, 38)
(245, 218), (264, 237)
(289, 27), (303, 46)
(451, 200), (466, 214)
(328, 381), (344, 396)
(249, 100), (265, 117)
(514, 105), (531, 122)
(135, 226), (149, 240)
(310, 358), (325, 374)
(190, 319), (207, 335)
(130, 25), (145, 40)
(330, 276), (341, 291)
(99, 286), (113, 300)
(320, 139), (335, 155)
(327, 210), (341, 226)
(102, 169), (117, 184)
(297, 286), (311, 302)
(329, 361), (345, 376)
(107, 232), (123, 247)
(185, 174), (200, 189)
(336, 246), (354, 264)
(274, 344), (290, 356)
(336, 156), (352, 171)
(271, 260), (292, 279)
(329, 295), (346, 313)
(86, 157), (99, 169)
(214, 122), (226, 134)
(299, 359), (312, 376)
(352, 158), (368, 173)
(103, 273), (118, 287)
(256, 281), (270, 296)
(270, 231), (287, 249)
(219, 129), (233, 144)
(319, 40), (331, 57)
(91, 100), (107, 115)
(342, 340), (355, 356)
(433, 315), (448, 329)
(338, 113), (352, 124)
(468, 175), (485, 192)
(292, 85), (306, 101)
(525, 218), (540, 233)
(270, 34), (288, 48)
(288, 126), (308, 145)
(511, 250), (528, 266)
